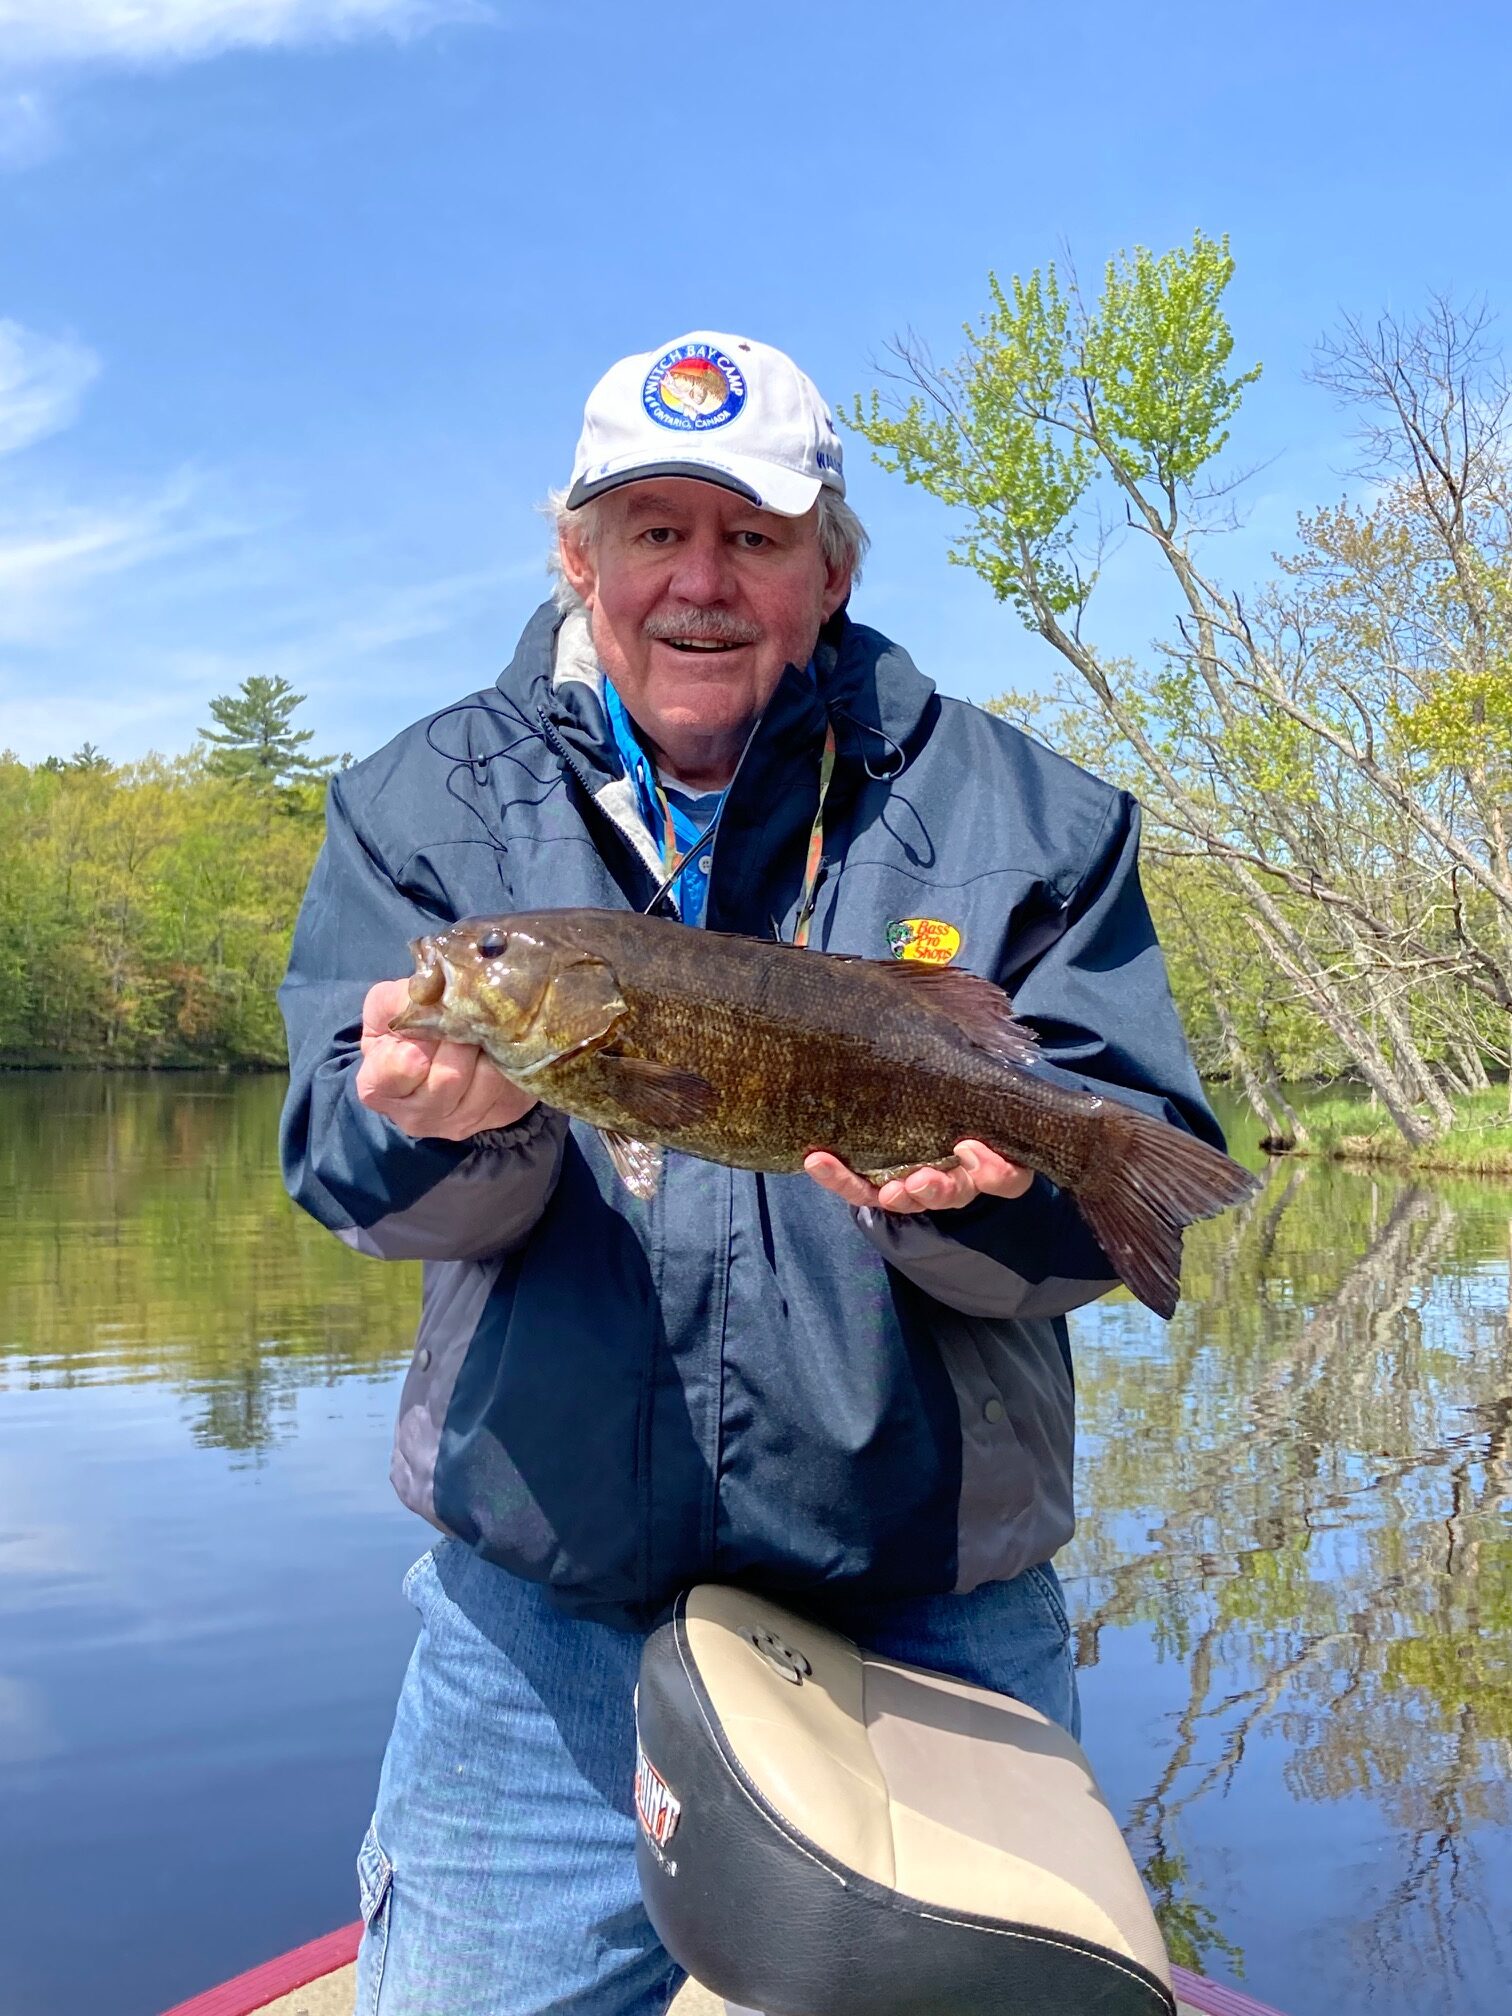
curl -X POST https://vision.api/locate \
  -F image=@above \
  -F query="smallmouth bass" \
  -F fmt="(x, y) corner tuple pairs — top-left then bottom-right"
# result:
(391, 908), (1260, 1318)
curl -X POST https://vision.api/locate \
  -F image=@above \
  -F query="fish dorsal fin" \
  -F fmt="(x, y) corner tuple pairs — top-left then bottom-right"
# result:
(595, 1052), (719, 1131)
(875, 961), (1043, 1069)
(599, 1129), (664, 1200)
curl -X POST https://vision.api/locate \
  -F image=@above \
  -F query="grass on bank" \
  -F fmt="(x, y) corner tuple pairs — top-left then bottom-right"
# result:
(1276, 1087), (1512, 1176)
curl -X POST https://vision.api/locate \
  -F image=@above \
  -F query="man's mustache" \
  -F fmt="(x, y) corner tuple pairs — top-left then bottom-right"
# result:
(642, 609), (762, 646)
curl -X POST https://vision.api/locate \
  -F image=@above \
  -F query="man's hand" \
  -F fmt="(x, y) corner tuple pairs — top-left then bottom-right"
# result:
(804, 1141), (1034, 1214)
(355, 978), (538, 1142)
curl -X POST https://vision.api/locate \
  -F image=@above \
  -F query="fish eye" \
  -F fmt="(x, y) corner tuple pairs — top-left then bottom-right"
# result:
(476, 928), (509, 959)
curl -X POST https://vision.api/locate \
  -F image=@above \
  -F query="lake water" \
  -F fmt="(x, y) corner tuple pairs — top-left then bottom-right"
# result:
(1, 1075), (1508, 2015)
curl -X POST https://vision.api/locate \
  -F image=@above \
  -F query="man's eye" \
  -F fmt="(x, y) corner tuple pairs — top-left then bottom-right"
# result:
(735, 531), (769, 550)
(643, 527), (676, 545)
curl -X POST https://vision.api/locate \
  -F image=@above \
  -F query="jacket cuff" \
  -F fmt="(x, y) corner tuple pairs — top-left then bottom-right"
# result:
(336, 1099), (570, 1262)
(854, 1175), (1118, 1320)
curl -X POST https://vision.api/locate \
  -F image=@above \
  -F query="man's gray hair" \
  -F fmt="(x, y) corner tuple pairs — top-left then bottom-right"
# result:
(544, 484), (869, 615)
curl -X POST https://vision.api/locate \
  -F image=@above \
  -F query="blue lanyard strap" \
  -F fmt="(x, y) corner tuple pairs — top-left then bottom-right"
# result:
(605, 678), (832, 941)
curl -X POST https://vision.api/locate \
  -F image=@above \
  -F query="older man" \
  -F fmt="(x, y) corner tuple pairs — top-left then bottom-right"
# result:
(279, 331), (1220, 2016)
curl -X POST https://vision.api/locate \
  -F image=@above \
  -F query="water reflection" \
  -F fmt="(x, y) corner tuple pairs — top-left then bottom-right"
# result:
(1069, 1114), (1512, 2004)
(0, 1076), (1509, 2015)
(0, 1072), (417, 1457)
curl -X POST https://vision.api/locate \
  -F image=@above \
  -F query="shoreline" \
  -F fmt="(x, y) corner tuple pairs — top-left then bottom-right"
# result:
(1252, 1083), (1512, 1180)
(1266, 1139), (1512, 1180)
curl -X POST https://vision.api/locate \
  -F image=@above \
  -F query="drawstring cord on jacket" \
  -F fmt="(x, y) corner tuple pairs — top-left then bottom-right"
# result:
(422, 689), (908, 944)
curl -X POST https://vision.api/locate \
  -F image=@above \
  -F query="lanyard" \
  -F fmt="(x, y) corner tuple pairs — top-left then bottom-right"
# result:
(792, 719), (836, 949)
(648, 719), (834, 944)
(608, 678), (836, 943)
(649, 774), (683, 884)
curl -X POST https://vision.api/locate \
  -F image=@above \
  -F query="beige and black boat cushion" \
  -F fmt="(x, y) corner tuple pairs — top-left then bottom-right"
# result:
(635, 1585), (1175, 2016)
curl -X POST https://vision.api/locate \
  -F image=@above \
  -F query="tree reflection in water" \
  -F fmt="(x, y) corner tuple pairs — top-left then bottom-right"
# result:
(0, 1072), (418, 1460)
(3, 1077), (1509, 2011)
(1070, 1146), (1512, 1995)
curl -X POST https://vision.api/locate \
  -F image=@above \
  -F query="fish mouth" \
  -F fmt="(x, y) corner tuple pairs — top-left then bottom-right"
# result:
(407, 935), (446, 1005)
(389, 936), (446, 1032)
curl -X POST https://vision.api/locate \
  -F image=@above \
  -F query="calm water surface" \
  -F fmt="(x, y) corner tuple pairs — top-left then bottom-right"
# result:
(1, 1076), (1508, 2015)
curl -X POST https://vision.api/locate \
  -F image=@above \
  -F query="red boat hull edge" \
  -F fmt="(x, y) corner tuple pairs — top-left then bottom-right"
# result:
(160, 1924), (1290, 2016)
(160, 1924), (361, 2016)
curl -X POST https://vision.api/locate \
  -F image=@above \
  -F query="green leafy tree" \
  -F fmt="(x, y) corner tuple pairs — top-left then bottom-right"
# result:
(851, 244), (1512, 1142)
(199, 675), (334, 792)
(0, 748), (322, 1067)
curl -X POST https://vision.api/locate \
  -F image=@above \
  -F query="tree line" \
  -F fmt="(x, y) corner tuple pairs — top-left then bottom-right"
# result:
(0, 678), (332, 1067)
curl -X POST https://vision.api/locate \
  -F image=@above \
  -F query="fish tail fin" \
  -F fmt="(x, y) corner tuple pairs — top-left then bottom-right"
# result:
(1075, 1108), (1262, 1320)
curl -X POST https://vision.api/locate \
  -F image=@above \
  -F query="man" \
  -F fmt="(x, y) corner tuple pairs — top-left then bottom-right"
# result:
(278, 330), (1221, 2016)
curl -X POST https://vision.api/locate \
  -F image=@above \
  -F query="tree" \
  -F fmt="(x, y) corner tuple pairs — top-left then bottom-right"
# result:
(0, 748), (323, 1067)
(199, 675), (334, 791)
(850, 238), (1512, 1142)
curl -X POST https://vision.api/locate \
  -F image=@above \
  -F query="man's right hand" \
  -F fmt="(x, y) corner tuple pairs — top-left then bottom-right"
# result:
(355, 978), (538, 1142)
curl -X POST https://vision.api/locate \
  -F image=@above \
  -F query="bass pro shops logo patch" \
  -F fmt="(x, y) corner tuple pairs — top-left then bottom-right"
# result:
(887, 917), (962, 966)
(643, 343), (747, 431)
(635, 1741), (682, 1866)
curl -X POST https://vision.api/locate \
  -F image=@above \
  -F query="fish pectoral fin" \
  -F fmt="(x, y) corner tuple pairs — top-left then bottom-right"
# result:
(599, 1130), (664, 1199)
(543, 954), (629, 1056)
(874, 961), (1043, 1069)
(593, 1053), (718, 1132)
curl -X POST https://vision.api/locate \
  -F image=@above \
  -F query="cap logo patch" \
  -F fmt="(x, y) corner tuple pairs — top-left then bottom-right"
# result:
(643, 344), (747, 432)
(887, 918), (962, 966)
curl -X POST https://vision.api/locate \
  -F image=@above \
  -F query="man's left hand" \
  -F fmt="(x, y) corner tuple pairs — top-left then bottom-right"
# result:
(803, 1141), (1034, 1214)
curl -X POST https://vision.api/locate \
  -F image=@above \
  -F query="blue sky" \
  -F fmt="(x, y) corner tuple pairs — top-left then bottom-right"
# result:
(1, 0), (1510, 765)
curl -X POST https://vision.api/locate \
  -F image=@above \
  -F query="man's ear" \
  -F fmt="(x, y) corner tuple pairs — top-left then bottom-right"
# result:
(558, 521), (597, 607)
(821, 553), (853, 622)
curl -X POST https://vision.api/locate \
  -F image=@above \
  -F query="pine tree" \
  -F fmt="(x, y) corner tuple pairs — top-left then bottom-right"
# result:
(199, 676), (333, 789)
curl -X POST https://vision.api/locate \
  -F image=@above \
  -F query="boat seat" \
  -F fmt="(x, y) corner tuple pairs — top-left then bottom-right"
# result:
(635, 1585), (1175, 2016)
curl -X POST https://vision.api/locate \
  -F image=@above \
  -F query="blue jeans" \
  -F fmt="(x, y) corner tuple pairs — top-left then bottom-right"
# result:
(356, 1541), (1079, 2016)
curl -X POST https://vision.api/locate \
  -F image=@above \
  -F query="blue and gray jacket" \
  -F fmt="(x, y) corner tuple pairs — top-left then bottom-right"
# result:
(278, 601), (1221, 1629)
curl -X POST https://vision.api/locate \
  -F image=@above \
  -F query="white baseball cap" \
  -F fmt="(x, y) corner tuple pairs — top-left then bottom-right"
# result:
(565, 330), (846, 518)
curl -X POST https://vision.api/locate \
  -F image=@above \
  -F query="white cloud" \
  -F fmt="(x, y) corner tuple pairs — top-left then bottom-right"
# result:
(0, 1), (486, 69)
(0, 554), (535, 760)
(0, 321), (99, 458)
(153, 560), (530, 694)
(0, 307), (532, 765)
(0, 474), (219, 642)
(0, 317), (232, 649)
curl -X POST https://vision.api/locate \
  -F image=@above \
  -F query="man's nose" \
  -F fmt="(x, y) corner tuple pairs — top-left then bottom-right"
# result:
(665, 530), (734, 603)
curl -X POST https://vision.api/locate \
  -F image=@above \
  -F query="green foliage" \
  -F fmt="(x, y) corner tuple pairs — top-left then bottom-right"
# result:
(1082, 239), (1261, 493)
(200, 674), (335, 792)
(0, 749), (322, 1067)
(856, 249), (1512, 1110)
(848, 230), (1259, 624)
(1387, 663), (1512, 773)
